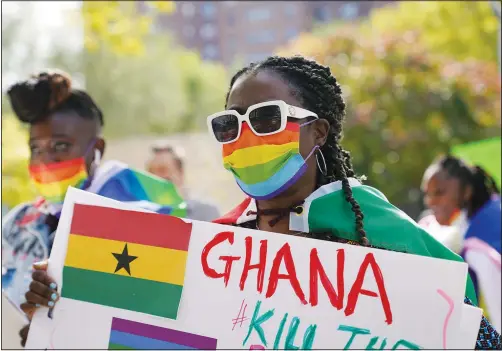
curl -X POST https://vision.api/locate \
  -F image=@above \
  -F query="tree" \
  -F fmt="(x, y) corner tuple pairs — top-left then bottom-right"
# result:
(82, 33), (228, 138)
(366, 2), (499, 63)
(277, 27), (501, 216)
(1, 114), (37, 208)
(82, 1), (175, 56)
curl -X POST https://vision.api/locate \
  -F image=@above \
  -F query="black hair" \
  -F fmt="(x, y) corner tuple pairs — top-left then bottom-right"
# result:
(435, 155), (499, 217)
(225, 55), (369, 246)
(6, 70), (104, 127)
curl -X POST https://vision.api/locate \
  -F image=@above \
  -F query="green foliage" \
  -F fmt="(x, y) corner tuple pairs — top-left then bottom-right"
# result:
(83, 1), (175, 56)
(82, 33), (228, 138)
(1, 114), (37, 209)
(278, 25), (501, 213)
(366, 2), (500, 62)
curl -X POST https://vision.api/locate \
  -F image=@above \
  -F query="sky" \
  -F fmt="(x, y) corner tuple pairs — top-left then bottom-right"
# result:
(2, 1), (80, 28)
(1, 1), (83, 90)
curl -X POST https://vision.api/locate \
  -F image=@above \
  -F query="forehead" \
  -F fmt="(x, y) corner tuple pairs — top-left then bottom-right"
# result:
(424, 169), (459, 189)
(227, 70), (301, 111)
(29, 111), (98, 140)
(150, 152), (178, 166)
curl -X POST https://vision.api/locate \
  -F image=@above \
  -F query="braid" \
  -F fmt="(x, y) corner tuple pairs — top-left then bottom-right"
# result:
(225, 55), (369, 246)
(436, 155), (499, 217)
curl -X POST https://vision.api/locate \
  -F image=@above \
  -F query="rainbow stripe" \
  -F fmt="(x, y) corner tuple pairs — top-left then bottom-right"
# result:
(447, 209), (462, 226)
(223, 123), (305, 199)
(95, 166), (187, 217)
(108, 317), (218, 350)
(29, 158), (88, 203)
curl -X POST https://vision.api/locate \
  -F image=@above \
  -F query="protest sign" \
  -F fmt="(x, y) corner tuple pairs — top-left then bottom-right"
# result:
(454, 304), (483, 350)
(26, 187), (479, 349)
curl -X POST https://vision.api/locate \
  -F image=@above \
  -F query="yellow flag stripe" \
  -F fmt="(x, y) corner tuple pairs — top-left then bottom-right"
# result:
(223, 142), (299, 169)
(65, 234), (187, 286)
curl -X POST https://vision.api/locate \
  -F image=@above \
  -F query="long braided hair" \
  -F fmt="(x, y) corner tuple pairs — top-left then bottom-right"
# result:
(225, 56), (369, 246)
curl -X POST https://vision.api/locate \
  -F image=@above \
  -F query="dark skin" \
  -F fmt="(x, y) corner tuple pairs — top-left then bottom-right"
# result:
(227, 69), (330, 234)
(20, 112), (105, 346)
(422, 167), (472, 226)
(20, 70), (330, 344)
(28, 111), (105, 173)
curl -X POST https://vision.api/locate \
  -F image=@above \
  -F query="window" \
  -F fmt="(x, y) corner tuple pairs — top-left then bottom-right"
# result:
(285, 4), (297, 17)
(227, 13), (235, 26)
(247, 30), (275, 44)
(181, 3), (195, 17)
(247, 7), (271, 22)
(202, 44), (218, 60)
(246, 52), (270, 63)
(183, 26), (195, 38)
(200, 23), (217, 39)
(339, 2), (359, 20)
(228, 37), (237, 53)
(313, 5), (331, 22)
(285, 28), (299, 41)
(201, 2), (216, 19)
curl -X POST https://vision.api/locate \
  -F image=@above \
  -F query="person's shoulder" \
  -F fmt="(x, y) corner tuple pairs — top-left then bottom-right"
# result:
(186, 196), (221, 221)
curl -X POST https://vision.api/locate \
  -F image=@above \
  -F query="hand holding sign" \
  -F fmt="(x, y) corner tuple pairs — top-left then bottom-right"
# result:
(21, 261), (59, 319)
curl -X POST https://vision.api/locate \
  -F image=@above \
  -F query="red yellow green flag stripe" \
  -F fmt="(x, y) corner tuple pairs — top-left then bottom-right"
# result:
(61, 204), (193, 319)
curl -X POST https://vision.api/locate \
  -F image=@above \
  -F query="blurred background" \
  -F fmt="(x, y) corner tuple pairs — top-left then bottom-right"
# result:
(2, 0), (501, 219)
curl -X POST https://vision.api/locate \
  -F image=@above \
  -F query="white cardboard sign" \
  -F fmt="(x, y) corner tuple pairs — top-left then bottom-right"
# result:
(26, 188), (479, 349)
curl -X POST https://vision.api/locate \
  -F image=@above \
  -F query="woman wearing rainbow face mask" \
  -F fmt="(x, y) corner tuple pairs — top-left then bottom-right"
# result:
(22, 57), (501, 348)
(2, 71), (185, 317)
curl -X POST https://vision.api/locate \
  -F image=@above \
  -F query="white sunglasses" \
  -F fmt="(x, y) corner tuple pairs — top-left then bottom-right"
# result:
(207, 100), (318, 144)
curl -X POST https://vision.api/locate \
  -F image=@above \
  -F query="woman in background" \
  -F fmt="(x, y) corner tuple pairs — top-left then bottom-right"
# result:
(421, 155), (501, 253)
(2, 70), (183, 313)
(421, 155), (501, 330)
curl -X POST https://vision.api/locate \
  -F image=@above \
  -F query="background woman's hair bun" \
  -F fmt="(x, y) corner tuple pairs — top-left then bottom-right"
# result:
(6, 69), (72, 123)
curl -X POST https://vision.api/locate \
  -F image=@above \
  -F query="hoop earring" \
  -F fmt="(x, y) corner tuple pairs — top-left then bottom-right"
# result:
(316, 149), (327, 176)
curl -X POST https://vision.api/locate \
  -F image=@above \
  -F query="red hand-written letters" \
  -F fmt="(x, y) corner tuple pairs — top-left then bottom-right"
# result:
(201, 231), (393, 325)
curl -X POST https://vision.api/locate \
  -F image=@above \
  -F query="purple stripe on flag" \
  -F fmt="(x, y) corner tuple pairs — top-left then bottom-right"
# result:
(111, 318), (217, 350)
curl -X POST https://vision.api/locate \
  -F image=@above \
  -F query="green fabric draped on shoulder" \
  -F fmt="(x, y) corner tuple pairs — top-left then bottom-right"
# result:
(289, 178), (477, 305)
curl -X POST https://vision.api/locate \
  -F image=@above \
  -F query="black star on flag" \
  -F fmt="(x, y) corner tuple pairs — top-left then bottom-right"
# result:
(112, 243), (138, 276)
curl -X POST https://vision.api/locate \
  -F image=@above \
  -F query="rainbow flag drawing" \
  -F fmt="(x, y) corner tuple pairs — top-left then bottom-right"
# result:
(108, 317), (218, 350)
(61, 204), (193, 319)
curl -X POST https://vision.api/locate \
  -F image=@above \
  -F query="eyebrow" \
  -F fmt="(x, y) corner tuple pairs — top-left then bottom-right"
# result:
(29, 133), (73, 143)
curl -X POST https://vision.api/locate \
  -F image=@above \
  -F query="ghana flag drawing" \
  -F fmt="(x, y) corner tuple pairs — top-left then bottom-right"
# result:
(108, 317), (218, 350)
(61, 204), (193, 319)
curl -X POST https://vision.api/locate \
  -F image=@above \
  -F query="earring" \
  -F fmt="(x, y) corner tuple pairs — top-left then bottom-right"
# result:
(316, 149), (327, 176)
(94, 149), (102, 165)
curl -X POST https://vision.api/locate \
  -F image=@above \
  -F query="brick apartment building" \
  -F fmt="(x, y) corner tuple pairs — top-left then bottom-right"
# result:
(148, 1), (390, 67)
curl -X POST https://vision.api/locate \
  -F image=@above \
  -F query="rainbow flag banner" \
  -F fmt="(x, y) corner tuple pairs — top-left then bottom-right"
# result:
(91, 161), (187, 217)
(108, 317), (218, 350)
(61, 204), (193, 319)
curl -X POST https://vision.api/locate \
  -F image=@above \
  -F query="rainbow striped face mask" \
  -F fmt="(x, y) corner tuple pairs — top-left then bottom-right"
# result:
(222, 121), (317, 200)
(29, 157), (90, 204)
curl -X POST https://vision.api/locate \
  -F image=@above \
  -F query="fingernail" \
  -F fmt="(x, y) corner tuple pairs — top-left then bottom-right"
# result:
(49, 282), (57, 290)
(48, 301), (55, 307)
(50, 293), (58, 301)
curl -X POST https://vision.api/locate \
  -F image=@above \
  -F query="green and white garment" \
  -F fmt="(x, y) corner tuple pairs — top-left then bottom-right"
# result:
(214, 178), (477, 304)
